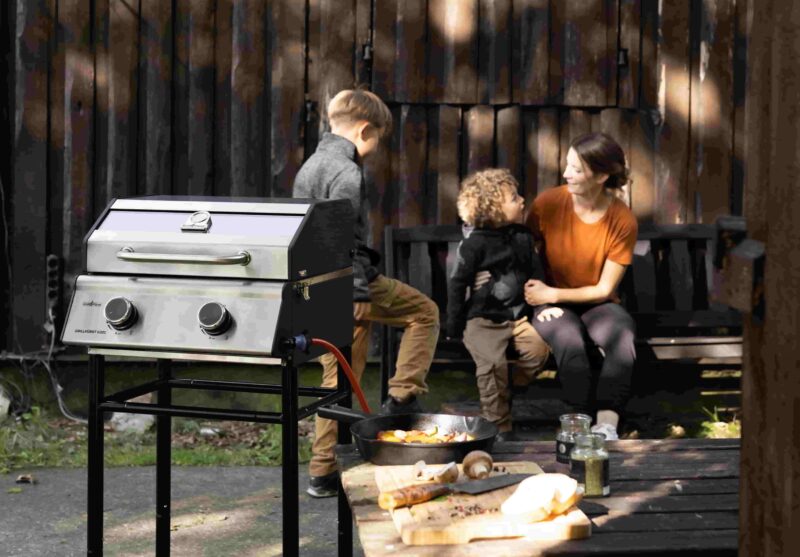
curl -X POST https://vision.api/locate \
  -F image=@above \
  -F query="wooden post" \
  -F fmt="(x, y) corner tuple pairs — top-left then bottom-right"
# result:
(740, 1), (800, 554)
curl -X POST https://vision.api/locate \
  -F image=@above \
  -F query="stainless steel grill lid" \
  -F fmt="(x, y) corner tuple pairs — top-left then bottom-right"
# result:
(85, 197), (353, 280)
(62, 196), (354, 362)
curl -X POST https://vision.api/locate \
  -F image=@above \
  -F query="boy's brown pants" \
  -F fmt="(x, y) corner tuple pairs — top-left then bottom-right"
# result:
(463, 317), (550, 433)
(309, 274), (440, 477)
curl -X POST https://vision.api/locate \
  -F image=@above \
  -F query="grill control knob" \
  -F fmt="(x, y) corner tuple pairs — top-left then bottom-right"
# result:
(104, 297), (137, 330)
(198, 302), (232, 336)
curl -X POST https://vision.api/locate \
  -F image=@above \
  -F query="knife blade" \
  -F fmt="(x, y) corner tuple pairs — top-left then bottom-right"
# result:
(378, 473), (533, 510)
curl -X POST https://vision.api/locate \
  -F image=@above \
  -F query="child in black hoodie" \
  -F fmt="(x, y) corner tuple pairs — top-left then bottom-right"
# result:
(446, 169), (552, 439)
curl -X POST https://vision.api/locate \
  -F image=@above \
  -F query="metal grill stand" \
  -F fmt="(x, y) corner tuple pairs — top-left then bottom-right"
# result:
(85, 348), (353, 557)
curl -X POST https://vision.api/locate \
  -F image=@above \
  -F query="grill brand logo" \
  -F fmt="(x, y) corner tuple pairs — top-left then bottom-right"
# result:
(82, 300), (101, 307)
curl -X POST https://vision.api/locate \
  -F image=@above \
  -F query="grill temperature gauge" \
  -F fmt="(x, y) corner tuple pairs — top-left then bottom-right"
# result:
(105, 297), (138, 330)
(198, 302), (232, 336)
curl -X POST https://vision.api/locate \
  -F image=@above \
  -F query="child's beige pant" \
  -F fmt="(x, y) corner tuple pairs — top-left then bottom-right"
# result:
(309, 274), (440, 477)
(463, 317), (550, 433)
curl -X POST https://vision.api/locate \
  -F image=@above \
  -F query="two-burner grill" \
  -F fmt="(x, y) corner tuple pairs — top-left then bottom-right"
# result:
(61, 196), (355, 556)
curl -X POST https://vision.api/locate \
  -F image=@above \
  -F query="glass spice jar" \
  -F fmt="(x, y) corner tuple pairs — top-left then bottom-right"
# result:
(570, 432), (610, 497)
(555, 413), (592, 464)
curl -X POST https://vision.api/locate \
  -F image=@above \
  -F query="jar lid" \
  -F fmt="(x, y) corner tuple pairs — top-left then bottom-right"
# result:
(559, 413), (592, 425)
(574, 432), (606, 449)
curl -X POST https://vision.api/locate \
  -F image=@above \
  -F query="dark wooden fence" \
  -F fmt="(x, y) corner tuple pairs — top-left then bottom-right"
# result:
(0, 0), (747, 354)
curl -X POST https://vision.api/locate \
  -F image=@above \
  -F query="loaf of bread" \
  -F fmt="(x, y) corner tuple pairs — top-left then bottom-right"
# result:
(500, 473), (583, 523)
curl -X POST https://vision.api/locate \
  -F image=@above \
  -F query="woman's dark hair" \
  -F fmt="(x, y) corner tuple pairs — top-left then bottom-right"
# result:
(569, 132), (630, 190)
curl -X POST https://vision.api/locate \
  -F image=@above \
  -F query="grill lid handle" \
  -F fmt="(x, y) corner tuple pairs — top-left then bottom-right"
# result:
(116, 247), (251, 266)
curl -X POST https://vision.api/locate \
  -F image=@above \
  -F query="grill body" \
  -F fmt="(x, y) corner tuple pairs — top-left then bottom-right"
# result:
(60, 196), (356, 557)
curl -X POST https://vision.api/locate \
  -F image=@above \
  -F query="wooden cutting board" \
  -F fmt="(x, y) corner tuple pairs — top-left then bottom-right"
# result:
(374, 461), (592, 545)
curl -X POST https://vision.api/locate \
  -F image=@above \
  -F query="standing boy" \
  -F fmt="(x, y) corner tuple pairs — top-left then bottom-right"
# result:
(293, 89), (440, 498)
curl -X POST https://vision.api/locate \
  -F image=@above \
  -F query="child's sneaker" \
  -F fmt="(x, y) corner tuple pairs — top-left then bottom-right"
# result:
(590, 422), (619, 441)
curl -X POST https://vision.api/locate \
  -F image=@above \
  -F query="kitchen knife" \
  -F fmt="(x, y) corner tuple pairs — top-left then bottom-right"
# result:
(378, 473), (533, 510)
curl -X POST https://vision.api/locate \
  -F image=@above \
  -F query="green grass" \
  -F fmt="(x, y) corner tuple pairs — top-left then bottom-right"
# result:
(0, 407), (313, 473)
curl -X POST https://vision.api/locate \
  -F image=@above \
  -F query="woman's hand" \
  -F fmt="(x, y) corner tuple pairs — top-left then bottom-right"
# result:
(536, 306), (564, 322)
(473, 270), (491, 291)
(524, 279), (559, 305)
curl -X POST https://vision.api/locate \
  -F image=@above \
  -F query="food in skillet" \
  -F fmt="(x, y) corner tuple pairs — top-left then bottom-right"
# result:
(376, 425), (475, 444)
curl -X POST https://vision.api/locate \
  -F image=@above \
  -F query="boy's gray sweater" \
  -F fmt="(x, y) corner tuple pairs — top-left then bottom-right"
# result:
(292, 132), (379, 301)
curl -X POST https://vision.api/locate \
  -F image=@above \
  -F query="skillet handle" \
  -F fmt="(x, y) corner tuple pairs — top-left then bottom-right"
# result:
(317, 404), (370, 424)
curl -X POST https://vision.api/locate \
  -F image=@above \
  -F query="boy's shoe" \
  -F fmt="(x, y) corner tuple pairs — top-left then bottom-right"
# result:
(591, 422), (619, 441)
(380, 395), (423, 415)
(306, 472), (338, 498)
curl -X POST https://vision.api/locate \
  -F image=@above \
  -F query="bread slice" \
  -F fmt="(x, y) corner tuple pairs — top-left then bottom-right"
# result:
(500, 473), (582, 523)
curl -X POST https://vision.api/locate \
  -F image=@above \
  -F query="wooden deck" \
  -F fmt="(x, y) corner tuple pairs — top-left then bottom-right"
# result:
(337, 438), (739, 556)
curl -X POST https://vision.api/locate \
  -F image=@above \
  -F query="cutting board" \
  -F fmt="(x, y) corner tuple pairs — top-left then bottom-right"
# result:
(374, 461), (592, 545)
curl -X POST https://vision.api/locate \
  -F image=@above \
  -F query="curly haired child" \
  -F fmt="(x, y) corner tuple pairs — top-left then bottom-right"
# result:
(446, 169), (553, 440)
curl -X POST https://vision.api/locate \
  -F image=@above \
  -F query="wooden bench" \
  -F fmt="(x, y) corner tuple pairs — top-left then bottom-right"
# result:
(378, 223), (743, 402)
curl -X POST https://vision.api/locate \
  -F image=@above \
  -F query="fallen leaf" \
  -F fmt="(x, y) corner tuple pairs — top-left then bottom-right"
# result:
(7, 487), (23, 494)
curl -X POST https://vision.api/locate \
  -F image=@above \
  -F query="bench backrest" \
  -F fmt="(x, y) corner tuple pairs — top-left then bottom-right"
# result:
(383, 223), (742, 339)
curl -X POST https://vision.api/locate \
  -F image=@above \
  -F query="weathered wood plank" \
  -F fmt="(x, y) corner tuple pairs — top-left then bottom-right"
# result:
(478, 0), (511, 104)
(731, 0), (747, 217)
(94, 0), (139, 208)
(629, 110), (657, 221)
(270, 0), (305, 196)
(229, 0), (268, 196)
(173, 0), (214, 196)
(393, 105), (428, 227)
(640, 0), (659, 110)
(12, 0), (51, 351)
(618, 0), (642, 108)
(462, 105), (495, 176)
(496, 105), (522, 183)
(313, 0), (355, 107)
(427, 105), (461, 224)
(522, 108), (560, 200)
(57, 0), (95, 308)
(373, 0), (426, 103)
(354, 0), (372, 87)
(688, 0), (734, 223)
(749, 1), (800, 553)
(550, 0), (618, 107)
(363, 136), (393, 249)
(559, 109), (592, 170)
(213, 0), (233, 194)
(428, 0), (478, 103)
(139, 0), (172, 195)
(654, 0), (691, 223)
(511, 0), (549, 105)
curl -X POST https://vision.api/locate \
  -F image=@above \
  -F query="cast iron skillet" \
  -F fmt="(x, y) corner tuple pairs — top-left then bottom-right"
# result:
(317, 405), (498, 465)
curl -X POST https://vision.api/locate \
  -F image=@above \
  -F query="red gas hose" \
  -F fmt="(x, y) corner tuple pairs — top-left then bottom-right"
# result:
(310, 338), (372, 414)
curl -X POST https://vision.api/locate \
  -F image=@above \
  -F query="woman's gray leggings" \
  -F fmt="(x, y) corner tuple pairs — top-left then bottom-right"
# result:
(531, 302), (636, 414)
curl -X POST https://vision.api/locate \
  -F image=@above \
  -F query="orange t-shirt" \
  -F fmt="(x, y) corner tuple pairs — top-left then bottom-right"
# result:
(526, 185), (638, 291)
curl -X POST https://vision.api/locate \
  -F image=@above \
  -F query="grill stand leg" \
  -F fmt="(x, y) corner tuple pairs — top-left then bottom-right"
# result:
(156, 360), (172, 556)
(87, 354), (105, 556)
(336, 346), (353, 557)
(282, 355), (299, 557)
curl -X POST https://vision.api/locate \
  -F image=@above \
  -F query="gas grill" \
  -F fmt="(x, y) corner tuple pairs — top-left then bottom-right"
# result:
(61, 196), (356, 557)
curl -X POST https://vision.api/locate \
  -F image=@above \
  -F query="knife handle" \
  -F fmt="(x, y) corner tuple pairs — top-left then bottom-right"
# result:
(378, 483), (451, 510)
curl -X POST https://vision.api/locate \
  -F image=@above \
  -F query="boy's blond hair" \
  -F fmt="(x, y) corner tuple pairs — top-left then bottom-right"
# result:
(327, 89), (392, 138)
(457, 168), (520, 228)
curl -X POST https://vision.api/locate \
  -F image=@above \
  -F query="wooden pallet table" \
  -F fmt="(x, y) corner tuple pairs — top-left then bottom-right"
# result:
(337, 438), (739, 556)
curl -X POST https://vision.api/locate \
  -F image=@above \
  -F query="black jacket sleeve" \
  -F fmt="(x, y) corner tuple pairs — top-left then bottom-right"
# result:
(446, 238), (479, 338)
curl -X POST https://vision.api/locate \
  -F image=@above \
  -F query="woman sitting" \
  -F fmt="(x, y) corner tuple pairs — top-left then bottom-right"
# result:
(524, 132), (638, 441)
